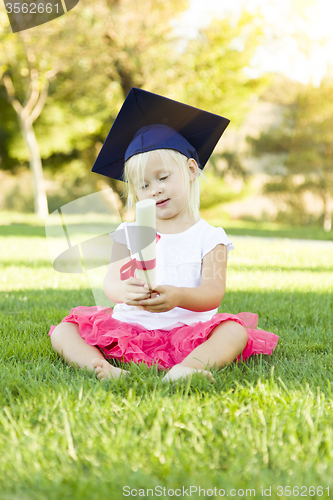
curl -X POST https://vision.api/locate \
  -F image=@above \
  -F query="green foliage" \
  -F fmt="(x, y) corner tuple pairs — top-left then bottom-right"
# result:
(0, 0), (189, 169)
(200, 170), (253, 210)
(0, 161), (102, 214)
(248, 129), (293, 156)
(1, 217), (333, 496)
(168, 10), (271, 124)
(247, 77), (333, 230)
(0, 96), (20, 171)
(1, 170), (35, 212)
(45, 160), (103, 213)
(210, 151), (252, 183)
(200, 150), (253, 211)
(1, 1), (269, 182)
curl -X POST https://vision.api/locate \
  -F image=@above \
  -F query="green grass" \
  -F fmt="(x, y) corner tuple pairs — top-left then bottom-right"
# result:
(0, 211), (333, 499)
(1, 209), (333, 241)
(202, 211), (333, 241)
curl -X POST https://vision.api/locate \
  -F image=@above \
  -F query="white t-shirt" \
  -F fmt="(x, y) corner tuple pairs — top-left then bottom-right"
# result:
(111, 218), (234, 330)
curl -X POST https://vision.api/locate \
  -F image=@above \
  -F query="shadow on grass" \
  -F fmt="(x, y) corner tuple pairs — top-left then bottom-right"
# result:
(225, 226), (333, 241)
(1, 218), (333, 242)
(0, 221), (119, 238)
(0, 222), (47, 238)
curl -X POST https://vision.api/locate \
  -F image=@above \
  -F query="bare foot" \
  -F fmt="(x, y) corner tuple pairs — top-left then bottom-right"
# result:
(92, 358), (129, 381)
(162, 364), (214, 383)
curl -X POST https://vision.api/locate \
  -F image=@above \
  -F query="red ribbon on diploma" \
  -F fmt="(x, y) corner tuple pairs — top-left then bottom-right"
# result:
(119, 233), (161, 281)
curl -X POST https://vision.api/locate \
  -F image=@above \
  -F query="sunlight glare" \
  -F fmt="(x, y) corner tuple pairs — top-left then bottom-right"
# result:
(181, 0), (333, 84)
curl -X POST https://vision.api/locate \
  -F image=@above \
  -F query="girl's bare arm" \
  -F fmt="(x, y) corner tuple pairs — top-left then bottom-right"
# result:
(103, 241), (131, 303)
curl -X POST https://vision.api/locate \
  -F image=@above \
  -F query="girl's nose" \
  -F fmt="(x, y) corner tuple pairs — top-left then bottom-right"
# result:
(151, 183), (163, 197)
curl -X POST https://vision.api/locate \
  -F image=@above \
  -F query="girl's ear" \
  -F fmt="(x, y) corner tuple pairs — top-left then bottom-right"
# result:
(188, 158), (199, 180)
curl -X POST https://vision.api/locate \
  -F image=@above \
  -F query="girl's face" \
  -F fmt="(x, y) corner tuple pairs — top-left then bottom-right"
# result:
(133, 151), (198, 224)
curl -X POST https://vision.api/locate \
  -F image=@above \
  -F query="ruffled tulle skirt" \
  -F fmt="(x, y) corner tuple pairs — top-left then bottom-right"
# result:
(48, 306), (279, 369)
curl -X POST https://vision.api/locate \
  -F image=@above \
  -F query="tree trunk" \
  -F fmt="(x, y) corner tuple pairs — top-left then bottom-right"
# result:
(323, 191), (332, 232)
(19, 116), (49, 219)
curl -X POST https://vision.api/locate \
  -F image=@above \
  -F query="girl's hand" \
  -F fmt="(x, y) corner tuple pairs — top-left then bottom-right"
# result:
(120, 277), (152, 306)
(137, 284), (179, 313)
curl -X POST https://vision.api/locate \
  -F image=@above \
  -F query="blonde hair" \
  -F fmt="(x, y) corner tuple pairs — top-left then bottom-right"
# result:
(120, 149), (207, 221)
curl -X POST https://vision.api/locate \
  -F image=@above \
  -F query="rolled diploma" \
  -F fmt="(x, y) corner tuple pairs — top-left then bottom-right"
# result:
(135, 199), (156, 289)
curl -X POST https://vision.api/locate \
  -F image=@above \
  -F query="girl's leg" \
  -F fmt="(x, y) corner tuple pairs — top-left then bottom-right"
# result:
(162, 320), (248, 382)
(50, 322), (128, 380)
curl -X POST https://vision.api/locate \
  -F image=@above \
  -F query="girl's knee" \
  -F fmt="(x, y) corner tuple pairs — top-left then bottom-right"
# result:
(222, 320), (248, 347)
(50, 322), (79, 349)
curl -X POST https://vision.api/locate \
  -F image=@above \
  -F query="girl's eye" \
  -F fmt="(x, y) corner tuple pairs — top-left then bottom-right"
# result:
(141, 176), (168, 189)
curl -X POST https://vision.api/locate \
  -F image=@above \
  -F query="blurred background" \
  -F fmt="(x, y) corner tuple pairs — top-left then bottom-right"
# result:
(0, 0), (332, 237)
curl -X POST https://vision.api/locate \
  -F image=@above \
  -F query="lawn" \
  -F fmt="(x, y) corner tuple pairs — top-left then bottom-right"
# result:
(0, 211), (332, 500)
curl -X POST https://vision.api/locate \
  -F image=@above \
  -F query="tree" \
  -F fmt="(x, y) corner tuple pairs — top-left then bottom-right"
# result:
(247, 78), (333, 231)
(0, 7), (101, 218)
(1, 1), (270, 216)
(0, 30), (60, 217)
(0, 0), (189, 216)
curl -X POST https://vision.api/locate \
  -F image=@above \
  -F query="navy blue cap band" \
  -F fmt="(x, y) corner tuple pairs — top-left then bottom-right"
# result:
(125, 124), (200, 165)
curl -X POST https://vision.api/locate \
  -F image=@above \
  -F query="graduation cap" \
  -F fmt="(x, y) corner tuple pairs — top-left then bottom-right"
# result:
(91, 87), (230, 181)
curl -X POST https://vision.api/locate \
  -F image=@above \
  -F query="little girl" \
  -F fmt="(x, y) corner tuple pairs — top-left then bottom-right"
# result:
(49, 88), (279, 383)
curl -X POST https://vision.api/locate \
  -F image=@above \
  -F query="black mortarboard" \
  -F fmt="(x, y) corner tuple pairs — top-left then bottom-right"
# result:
(91, 87), (230, 181)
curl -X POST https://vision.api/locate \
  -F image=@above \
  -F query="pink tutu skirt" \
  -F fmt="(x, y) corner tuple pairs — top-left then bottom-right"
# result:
(48, 307), (279, 370)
